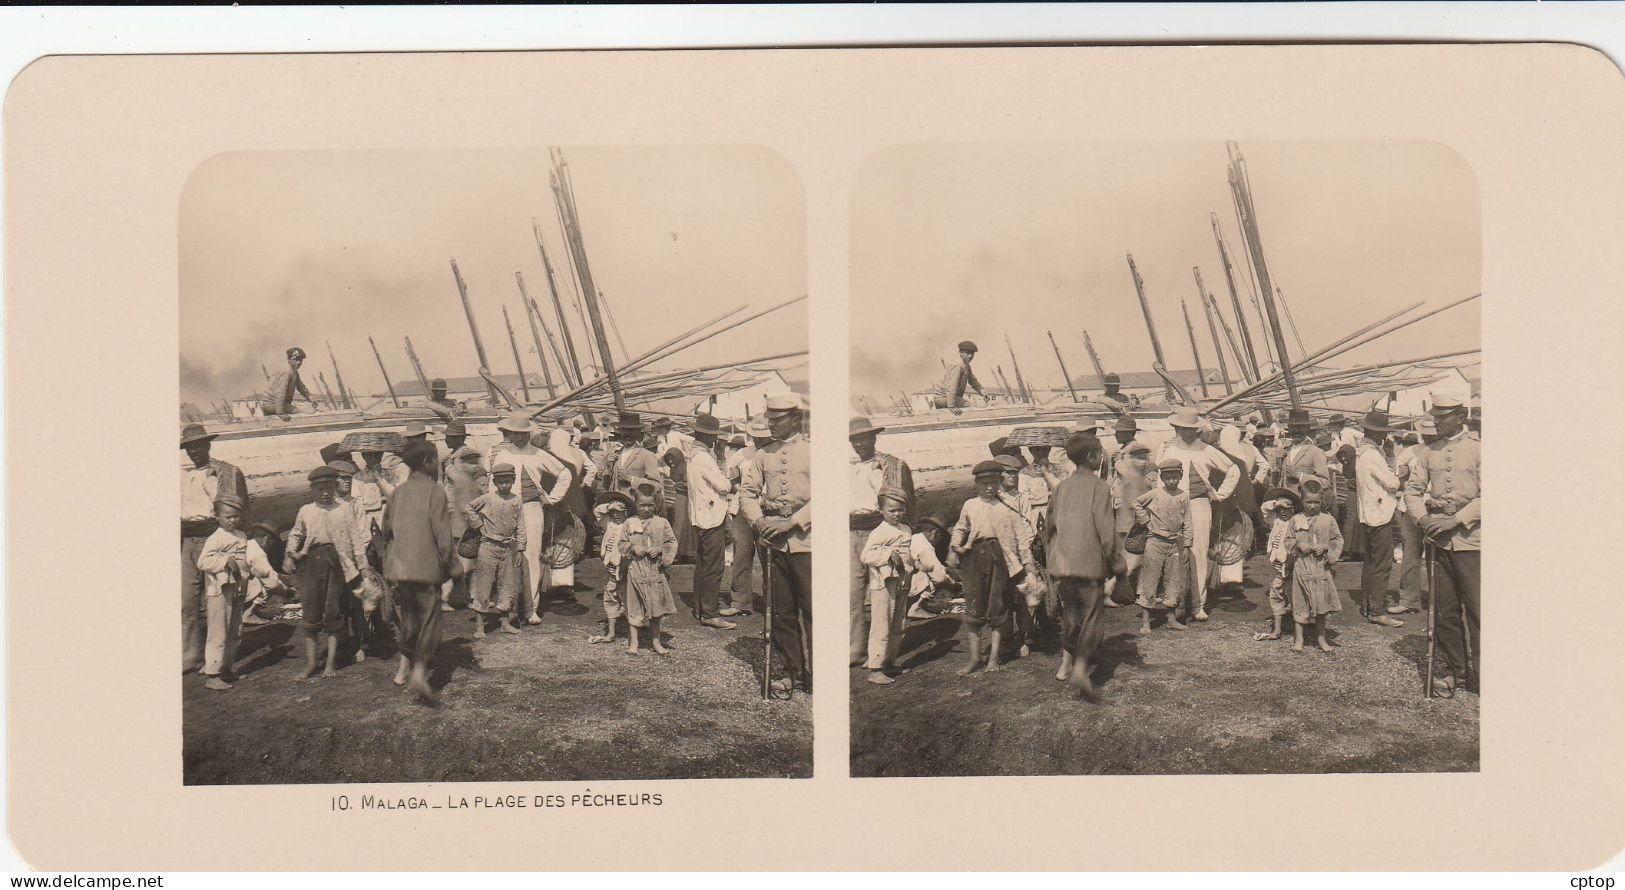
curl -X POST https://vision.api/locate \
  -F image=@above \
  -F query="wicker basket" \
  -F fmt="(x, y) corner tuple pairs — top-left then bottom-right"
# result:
(339, 430), (404, 454)
(1005, 425), (1070, 448)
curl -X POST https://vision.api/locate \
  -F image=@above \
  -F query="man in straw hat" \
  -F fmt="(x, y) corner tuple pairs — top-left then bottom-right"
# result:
(1353, 411), (1408, 628)
(930, 340), (989, 412)
(687, 414), (738, 630)
(849, 415), (916, 664)
(1279, 407), (1331, 500)
(1405, 394), (1481, 694)
(739, 394), (813, 694)
(610, 411), (663, 514)
(260, 346), (320, 419)
(180, 423), (251, 674)
(490, 411), (572, 626)
(1156, 406), (1240, 621)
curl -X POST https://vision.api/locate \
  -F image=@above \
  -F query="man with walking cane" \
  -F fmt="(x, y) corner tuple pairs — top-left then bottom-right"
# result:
(740, 394), (813, 697)
(1405, 395), (1481, 696)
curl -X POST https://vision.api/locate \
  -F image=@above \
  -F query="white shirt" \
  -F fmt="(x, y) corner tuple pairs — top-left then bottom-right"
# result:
(850, 457), (885, 515)
(1354, 439), (1401, 526)
(1155, 439), (1241, 500)
(686, 448), (731, 530)
(181, 465), (219, 521)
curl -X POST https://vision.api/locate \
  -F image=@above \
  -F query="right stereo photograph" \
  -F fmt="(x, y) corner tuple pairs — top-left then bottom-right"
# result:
(847, 141), (1481, 777)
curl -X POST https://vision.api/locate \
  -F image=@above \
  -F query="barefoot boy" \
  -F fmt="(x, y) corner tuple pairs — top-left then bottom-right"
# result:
(948, 460), (1037, 675)
(465, 462), (527, 639)
(589, 492), (633, 644)
(858, 488), (914, 685)
(1132, 458), (1193, 633)
(284, 465), (369, 680)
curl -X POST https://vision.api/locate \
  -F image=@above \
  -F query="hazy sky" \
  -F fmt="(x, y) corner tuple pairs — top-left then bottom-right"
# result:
(179, 145), (805, 406)
(850, 141), (1480, 404)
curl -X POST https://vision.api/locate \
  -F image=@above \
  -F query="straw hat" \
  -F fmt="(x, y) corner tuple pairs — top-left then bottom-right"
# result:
(849, 416), (885, 439)
(496, 412), (534, 435)
(1169, 407), (1201, 429)
(179, 423), (217, 447)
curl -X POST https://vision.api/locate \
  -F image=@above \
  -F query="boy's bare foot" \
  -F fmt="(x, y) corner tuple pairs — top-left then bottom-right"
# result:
(393, 662), (410, 686)
(321, 665), (338, 679)
(1055, 653), (1073, 682)
(652, 640), (670, 655)
(1138, 624), (1152, 635)
(295, 664), (318, 681)
(867, 671), (896, 685)
(1291, 641), (1305, 653)
(983, 663), (1002, 673)
(474, 624), (486, 640)
(1194, 609), (1209, 621)
(956, 661), (980, 676)
(1166, 613), (1187, 630)
(1103, 598), (1121, 608)
(500, 620), (520, 635)
(1317, 638), (1334, 653)
(526, 613), (542, 626)
(204, 676), (233, 691)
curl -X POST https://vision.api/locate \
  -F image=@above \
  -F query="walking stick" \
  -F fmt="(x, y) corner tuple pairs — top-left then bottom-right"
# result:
(760, 539), (774, 700)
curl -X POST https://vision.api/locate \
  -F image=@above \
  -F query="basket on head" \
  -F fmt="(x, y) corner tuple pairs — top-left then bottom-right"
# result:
(339, 430), (404, 454)
(1005, 425), (1070, 448)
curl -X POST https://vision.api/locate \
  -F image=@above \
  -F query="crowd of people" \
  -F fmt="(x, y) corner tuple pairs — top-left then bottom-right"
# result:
(181, 356), (814, 705)
(850, 383), (1481, 701)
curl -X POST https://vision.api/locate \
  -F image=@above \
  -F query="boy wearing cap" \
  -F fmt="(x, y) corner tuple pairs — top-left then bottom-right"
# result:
(285, 466), (370, 680)
(491, 412), (573, 625)
(196, 495), (286, 690)
(589, 492), (634, 644)
(180, 423), (251, 674)
(1104, 440), (1156, 608)
(857, 488), (916, 684)
(1157, 407), (1241, 621)
(949, 460), (1037, 674)
(930, 341), (988, 412)
(1133, 459), (1194, 633)
(466, 462), (527, 637)
(1044, 432), (1124, 700)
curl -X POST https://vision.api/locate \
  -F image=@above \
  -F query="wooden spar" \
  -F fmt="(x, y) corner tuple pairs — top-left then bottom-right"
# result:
(449, 259), (503, 408)
(996, 365), (1019, 403)
(1210, 214), (1264, 381)
(501, 305), (533, 404)
(537, 348), (807, 419)
(1179, 301), (1211, 398)
(403, 336), (433, 400)
(515, 278), (559, 400)
(898, 391), (913, 414)
(1275, 284), (1310, 359)
(1081, 330), (1108, 391)
(476, 368), (519, 411)
(1207, 301), (1425, 412)
(1005, 334), (1034, 405)
(1126, 253), (1175, 402)
(532, 219), (586, 386)
(1227, 144), (1299, 407)
(517, 271), (573, 388)
(1046, 330), (1080, 402)
(526, 302), (751, 417)
(1152, 362), (1197, 407)
(550, 151), (626, 415)
(596, 289), (633, 364)
(325, 341), (353, 409)
(315, 371), (339, 410)
(1200, 276), (1252, 388)
(368, 337), (402, 408)
(550, 163), (600, 373)
(616, 294), (804, 381)
(1193, 276), (1234, 396)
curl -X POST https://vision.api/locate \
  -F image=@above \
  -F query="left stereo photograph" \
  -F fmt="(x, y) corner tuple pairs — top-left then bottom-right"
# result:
(177, 145), (812, 784)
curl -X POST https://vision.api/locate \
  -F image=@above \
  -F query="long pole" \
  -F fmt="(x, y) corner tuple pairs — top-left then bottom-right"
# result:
(518, 271), (573, 388)
(368, 337), (402, 408)
(450, 259), (503, 407)
(1005, 334), (1034, 405)
(1227, 144), (1299, 407)
(533, 219), (586, 386)
(1194, 277), (1235, 396)
(1275, 285), (1310, 359)
(1047, 330), (1080, 402)
(502, 305), (533, 404)
(316, 371), (339, 410)
(551, 152), (626, 415)
(403, 337), (433, 401)
(551, 163), (601, 374)
(995, 365), (1018, 403)
(1081, 330), (1108, 390)
(1211, 214), (1264, 381)
(516, 278), (559, 400)
(1126, 253), (1174, 402)
(1179, 300), (1210, 398)
(325, 341), (353, 410)
(597, 289), (633, 364)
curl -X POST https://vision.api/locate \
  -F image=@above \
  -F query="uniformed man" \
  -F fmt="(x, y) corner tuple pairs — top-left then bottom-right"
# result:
(1405, 395), (1481, 694)
(930, 340), (988, 412)
(849, 415), (916, 668)
(740, 394), (813, 695)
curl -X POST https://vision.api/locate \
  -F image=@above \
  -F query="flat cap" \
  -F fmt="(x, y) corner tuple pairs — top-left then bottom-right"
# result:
(308, 465), (340, 483)
(1157, 457), (1184, 472)
(490, 462), (516, 476)
(957, 340), (979, 354)
(971, 459), (1005, 479)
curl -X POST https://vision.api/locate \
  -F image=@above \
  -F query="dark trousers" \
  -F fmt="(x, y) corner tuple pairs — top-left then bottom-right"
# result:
(727, 512), (758, 611)
(1396, 511), (1424, 610)
(392, 580), (443, 669)
(1360, 520), (1396, 615)
(767, 550), (813, 687)
(693, 524), (727, 618)
(1431, 549), (1480, 683)
(1056, 577), (1106, 668)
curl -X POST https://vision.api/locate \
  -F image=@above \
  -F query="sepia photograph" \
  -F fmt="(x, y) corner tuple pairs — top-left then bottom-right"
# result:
(178, 145), (812, 784)
(849, 141), (1480, 776)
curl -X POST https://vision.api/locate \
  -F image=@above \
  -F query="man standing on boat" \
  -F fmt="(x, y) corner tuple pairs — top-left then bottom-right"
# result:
(931, 340), (989, 412)
(1095, 372), (1141, 412)
(260, 347), (321, 420)
(424, 378), (466, 421)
